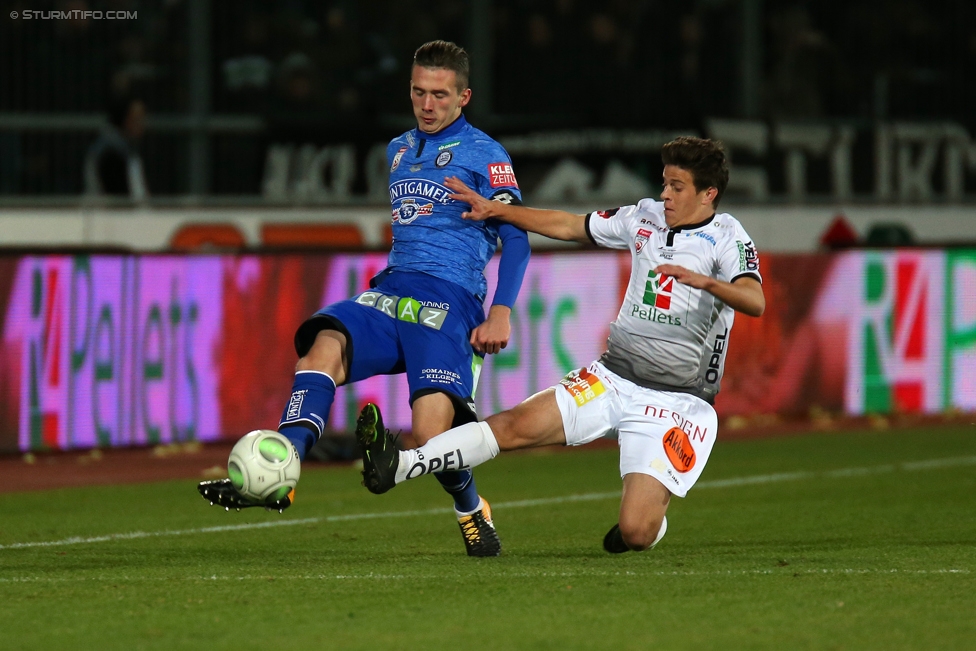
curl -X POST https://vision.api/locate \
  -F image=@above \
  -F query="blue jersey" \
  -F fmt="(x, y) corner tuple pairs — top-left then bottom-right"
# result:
(385, 115), (524, 302)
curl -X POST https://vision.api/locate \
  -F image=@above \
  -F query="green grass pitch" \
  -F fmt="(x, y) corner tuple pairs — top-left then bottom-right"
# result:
(2, 425), (975, 650)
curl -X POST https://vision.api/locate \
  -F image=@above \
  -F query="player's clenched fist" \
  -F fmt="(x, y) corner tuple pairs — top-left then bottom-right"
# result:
(470, 305), (511, 355)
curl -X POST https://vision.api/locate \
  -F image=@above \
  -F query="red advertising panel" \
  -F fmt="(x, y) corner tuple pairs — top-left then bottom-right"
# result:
(1, 250), (973, 453)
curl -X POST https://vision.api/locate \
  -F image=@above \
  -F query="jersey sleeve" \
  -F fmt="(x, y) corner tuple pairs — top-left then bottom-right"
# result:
(717, 221), (762, 284)
(584, 204), (639, 250)
(491, 222), (530, 308)
(471, 141), (523, 203)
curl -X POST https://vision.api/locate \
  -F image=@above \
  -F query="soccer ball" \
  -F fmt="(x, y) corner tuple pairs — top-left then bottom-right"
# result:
(227, 430), (301, 503)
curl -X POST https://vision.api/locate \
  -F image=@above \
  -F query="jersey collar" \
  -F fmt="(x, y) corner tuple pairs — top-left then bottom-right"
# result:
(413, 114), (467, 141)
(668, 212), (716, 233)
(665, 213), (715, 246)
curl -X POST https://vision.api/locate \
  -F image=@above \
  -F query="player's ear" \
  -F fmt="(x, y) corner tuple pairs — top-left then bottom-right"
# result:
(459, 88), (472, 107)
(702, 187), (718, 206)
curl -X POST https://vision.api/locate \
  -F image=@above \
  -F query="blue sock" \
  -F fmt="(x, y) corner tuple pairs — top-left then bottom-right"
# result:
(278, 371), (336, 460)
(435, 470), (481, 513)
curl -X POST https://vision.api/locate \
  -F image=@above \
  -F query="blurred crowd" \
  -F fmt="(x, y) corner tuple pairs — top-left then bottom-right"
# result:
(1, 0), (973, 126)
(0, 0), (973, 196)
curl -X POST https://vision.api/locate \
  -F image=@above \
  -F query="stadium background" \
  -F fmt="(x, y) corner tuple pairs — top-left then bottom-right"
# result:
(0, 0), (974, 455)
(2, 6), (975, 651)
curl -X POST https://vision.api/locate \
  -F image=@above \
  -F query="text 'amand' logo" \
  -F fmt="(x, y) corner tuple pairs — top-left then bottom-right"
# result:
(859, 253), (943, 414)
(630, 271), (682, 326)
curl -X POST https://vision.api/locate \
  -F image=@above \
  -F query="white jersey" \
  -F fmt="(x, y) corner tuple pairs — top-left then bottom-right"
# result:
(585, 199), (761, 403)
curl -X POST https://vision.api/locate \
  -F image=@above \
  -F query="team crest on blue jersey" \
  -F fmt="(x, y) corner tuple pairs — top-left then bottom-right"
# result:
(435, 150), (453, 167)
(391, 146), (408, 172)
(392, 198), (434, 223)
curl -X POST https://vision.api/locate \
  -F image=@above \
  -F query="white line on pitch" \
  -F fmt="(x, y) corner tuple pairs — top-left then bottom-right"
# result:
(2, 454), (975, 551)
(0, 568), (970, 583)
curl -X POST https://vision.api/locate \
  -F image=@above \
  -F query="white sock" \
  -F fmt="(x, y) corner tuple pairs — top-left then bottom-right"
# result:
(650, 516), (668, 549)
(395, 421), (500, 484)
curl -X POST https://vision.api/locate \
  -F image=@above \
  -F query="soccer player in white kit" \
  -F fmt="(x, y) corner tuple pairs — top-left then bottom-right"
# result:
(357, 137), (765, 553)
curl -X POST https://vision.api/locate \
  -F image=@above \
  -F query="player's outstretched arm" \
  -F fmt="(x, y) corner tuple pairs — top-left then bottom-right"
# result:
(656, 264), (766, 317)
(445, 176), (589, 243)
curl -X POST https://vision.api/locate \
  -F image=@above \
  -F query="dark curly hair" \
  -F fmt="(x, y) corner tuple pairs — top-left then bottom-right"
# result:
(661, 137), (729, 207)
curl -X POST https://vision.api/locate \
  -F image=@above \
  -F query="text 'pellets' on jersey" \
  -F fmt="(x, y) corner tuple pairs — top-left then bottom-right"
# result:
(386, 115), (522, 302)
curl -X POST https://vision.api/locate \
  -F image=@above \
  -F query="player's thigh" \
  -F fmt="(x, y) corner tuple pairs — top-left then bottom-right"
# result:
(549, 362), (622, 448)
(400, 310), (483, 425)
(485, 388), (567, 450)
(300, 298), (404, 383)
(617, 390), (718, 498)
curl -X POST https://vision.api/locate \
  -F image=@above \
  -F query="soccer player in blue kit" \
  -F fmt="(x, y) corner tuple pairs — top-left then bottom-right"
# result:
(198, 40), (530, 557)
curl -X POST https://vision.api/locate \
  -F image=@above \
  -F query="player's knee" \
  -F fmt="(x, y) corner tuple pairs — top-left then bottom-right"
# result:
(296, 330), (346, 378)
(484, 411), (515, 449)
(618, 515), (664, 552)
(484, 410), (532, 450)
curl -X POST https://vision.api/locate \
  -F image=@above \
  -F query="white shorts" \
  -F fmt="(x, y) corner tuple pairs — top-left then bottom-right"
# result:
(553, 361), (718, 497)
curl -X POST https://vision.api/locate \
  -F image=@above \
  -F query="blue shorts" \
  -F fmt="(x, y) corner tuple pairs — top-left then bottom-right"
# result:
(294, 270), (485, 423)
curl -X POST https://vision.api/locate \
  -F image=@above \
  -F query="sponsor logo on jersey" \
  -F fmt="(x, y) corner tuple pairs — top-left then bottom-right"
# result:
(391, 198), (434, 223)
(559, 367), (606, 407)
(631, 271), (683, 325)
(644, 272), (673, 309)
(737, 240), (760, 271)
(662, 427), (696, 472)
(488, 162), (519, 188)
(640, 217), (667, 232)
(390, 146), (408, 172)
(597, 208), (620, 219)
(409, 164), (422, 172)
(695, 231), (717, 246)
(635, 228), (652, 254)
(705, 328), (728, 383)
(438, 140), (461, 150)
(657, 247), (674, 260)
(491, 190), (517, 205)
(435, 150), (452, 167)
(389, 178), (453, 224)
(389, 179), (453, 204)
(631, 303), (682, 326)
